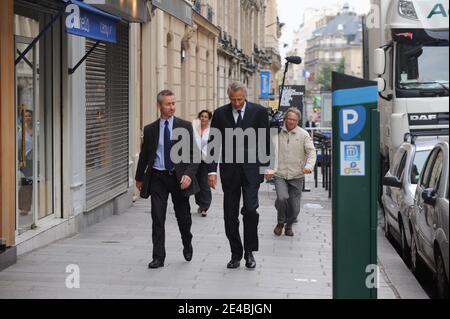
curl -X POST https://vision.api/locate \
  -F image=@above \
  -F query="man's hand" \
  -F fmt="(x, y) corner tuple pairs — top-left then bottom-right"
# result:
(265, 169), (275, 181)
(208, 175), (217, 189)
(303, 167), (312, 175)
(180, 175), (192, 190)
(136, 181), (143, 191)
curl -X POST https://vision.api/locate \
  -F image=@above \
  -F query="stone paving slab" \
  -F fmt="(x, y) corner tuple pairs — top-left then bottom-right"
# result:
(0, 175), (427, 299)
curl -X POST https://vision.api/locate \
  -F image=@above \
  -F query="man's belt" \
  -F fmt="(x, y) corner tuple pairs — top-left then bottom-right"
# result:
(152, 168), (175, 176)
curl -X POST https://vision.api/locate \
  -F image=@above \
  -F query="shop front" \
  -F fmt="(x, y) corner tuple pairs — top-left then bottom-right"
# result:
(0, 0), (148, 270)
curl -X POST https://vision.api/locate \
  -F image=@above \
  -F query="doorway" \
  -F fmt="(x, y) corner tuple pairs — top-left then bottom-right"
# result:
(14, 3), (61, 235)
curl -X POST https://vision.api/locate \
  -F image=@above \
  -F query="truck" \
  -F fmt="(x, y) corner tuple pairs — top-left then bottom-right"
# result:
(364, 0), (449, 175)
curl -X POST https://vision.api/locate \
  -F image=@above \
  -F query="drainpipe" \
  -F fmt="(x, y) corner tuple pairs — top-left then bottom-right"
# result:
(156, 10), (164, 94)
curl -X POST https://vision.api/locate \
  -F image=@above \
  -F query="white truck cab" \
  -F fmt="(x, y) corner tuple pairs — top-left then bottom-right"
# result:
(365, 0), (449, 172)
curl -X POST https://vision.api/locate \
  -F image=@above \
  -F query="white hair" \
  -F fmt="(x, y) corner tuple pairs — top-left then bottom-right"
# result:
(227, 81), (248, 96)
(285, 107), (302, 121)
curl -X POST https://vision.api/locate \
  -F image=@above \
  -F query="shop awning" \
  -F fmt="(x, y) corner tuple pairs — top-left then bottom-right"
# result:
(65, 0), (121, 43)
(15, 0), (121, 75)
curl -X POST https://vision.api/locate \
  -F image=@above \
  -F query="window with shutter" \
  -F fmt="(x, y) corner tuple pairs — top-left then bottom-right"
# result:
(85, 22), (129, 211)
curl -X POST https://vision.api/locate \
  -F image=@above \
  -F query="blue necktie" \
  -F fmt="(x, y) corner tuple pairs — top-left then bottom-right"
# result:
(236, 110), (243, 127)
(164, 120), (174, 171)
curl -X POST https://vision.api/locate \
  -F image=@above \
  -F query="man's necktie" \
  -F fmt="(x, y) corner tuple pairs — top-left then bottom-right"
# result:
(164, 120), (174, 171)
(236, 110), (243, 127)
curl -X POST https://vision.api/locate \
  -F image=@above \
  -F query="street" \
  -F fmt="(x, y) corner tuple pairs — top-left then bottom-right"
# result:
(0, 174), (427, 299)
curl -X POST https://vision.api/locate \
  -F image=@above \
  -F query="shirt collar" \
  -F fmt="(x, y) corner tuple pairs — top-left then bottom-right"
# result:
(160, 116), (174, 126)
(232, 102), (247, 114)
(282, 125), (298, 134)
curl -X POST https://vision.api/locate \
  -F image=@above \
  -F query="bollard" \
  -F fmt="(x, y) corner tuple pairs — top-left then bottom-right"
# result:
(314, 157), (318, 188)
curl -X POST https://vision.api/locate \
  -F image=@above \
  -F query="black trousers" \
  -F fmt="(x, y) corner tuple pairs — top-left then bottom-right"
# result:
(222, 165), (260, 260)
(150, 170), (192, 262)
(195, 162), (212, 211)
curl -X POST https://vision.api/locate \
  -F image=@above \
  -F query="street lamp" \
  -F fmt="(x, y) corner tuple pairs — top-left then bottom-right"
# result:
(278, 56), (302, 110)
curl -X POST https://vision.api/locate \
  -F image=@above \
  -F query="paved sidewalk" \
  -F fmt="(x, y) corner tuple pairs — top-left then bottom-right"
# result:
(0, 175), (427, 299)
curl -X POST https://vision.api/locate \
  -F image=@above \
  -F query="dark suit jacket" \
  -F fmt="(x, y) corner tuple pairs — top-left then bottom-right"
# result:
(135, 117), (200, 197)
(207, 101), (271, 186)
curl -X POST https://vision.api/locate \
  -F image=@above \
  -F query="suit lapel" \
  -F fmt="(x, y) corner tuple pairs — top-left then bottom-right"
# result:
(225, 104), (237, 128)
(152, 120), (160, 149)
(242, 102), (254, 129)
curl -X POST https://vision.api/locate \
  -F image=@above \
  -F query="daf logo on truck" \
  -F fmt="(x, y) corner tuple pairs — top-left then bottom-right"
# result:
(409, 114), (439, 125)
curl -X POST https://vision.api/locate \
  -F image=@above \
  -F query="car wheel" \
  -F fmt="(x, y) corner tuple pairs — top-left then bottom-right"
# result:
(384, 211), (392, 241)
(400, 224), (411, 268)
(436, 251), (449, 299)
(411, 232), (421, 276)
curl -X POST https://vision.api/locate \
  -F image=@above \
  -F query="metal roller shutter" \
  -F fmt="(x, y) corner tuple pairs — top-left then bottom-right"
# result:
(85, 22), (129, 211)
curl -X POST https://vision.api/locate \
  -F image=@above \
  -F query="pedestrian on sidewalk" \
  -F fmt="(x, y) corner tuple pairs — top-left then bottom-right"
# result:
(135, 90), (199, 269)
(193, 110), (213, 217)
(265, 107), (316, 237)
(207, 81), (271, 269)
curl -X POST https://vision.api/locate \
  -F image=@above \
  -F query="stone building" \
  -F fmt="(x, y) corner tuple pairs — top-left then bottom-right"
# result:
(304, 5), (364, 91)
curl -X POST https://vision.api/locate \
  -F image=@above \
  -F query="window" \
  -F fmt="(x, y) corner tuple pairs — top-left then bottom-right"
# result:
(410, 149), (431, 184)
(420, 148), (439, 188)
(396, 152), (407, 179)
(429, 151), (443, 191)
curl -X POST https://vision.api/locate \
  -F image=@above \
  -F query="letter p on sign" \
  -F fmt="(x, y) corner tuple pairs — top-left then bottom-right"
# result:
(342, 109), (358, 134)
(339, 106), (366, 140)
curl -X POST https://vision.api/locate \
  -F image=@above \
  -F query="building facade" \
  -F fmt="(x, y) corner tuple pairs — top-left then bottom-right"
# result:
(304, 6), (364, 91)
(0, 0), (148, 270)
(285, 6), (338, 86)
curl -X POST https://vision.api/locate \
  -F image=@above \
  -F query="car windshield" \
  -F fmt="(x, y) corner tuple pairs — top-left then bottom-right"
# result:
(397, 42), (449, 94)
(410, 150), (431, 184)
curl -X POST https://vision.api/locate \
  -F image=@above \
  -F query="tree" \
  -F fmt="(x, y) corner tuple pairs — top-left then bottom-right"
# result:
(316, 63), (334, 91)
(315, 58), (346, 91)
(336, 58), (346, 74)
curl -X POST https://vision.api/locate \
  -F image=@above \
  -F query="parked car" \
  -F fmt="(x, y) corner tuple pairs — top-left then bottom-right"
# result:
(410, 140), (449, 299)
(382, 139), (435, 265)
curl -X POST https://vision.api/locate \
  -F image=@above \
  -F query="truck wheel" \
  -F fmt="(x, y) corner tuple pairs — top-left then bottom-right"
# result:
(436, 251), (449, 299)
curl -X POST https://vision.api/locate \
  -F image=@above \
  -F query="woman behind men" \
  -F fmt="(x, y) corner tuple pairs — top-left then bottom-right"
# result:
(193, 110), (213, 217)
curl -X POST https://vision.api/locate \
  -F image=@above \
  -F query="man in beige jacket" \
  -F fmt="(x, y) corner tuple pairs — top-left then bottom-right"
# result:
(265, 107), (317, 236)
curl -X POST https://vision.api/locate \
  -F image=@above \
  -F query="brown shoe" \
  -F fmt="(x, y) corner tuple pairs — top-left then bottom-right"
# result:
(273, 223), (284, 236)
(285, 228), (294, 237)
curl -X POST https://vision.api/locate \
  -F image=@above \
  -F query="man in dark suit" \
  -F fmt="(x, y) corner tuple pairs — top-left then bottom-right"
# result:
(208, 82), (271, 269)
(135, 90), (199, 269)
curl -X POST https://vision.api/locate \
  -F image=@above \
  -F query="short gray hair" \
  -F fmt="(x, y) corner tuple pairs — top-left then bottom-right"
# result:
(157, 90), (175, 104)
(227, 81), (247, 96)
(285, 107), (302, 121)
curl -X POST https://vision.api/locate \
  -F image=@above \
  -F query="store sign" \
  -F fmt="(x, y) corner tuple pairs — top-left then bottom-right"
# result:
(152, 0), (193, 25)
(260, 70), (271, 99)
(65, 0), (120, 43)
(340, 141), (366, 176)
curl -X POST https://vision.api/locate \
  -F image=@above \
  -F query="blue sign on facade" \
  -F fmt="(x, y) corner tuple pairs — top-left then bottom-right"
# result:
(260, 69), (271, 98)
(65, 0), (120, 43)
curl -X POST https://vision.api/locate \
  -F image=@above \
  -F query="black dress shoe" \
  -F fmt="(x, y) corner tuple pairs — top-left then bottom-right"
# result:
(244, 252), (256, 269)
(148, 259), (164, 269)
(227, 259), (240, 269)
(183, 244), (193, 262)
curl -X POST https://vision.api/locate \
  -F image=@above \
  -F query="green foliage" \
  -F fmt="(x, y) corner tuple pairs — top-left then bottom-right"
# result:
(316, 58), (346, 91)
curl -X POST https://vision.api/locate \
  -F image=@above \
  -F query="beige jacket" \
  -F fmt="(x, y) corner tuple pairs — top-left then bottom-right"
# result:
(274, 125), (317, 180)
